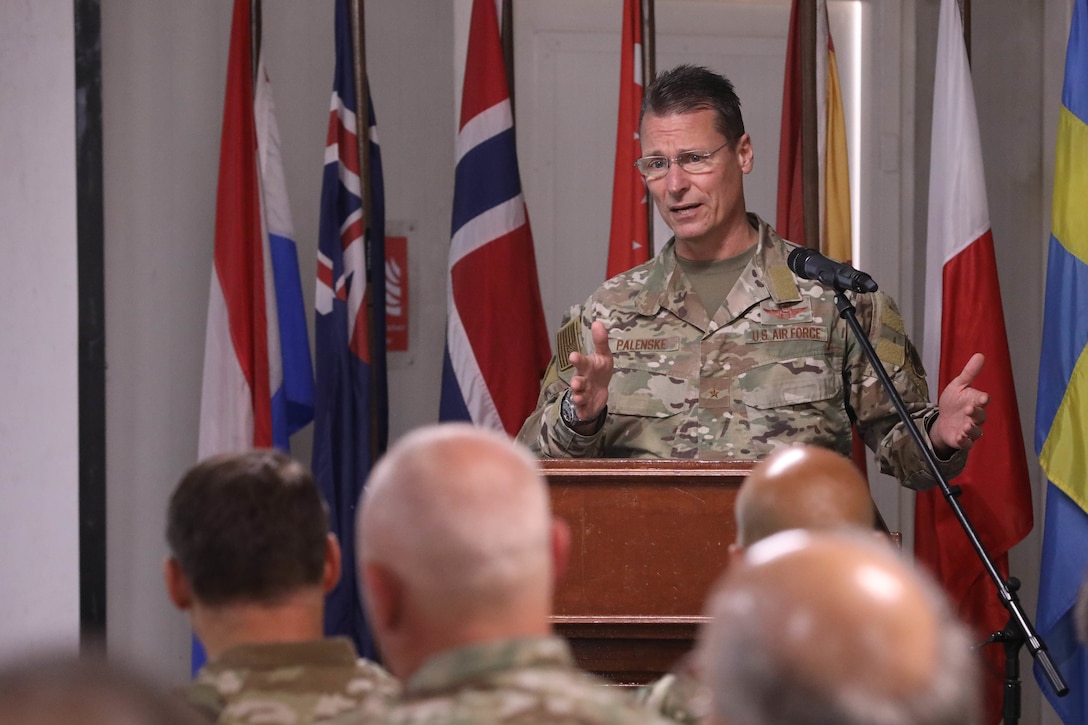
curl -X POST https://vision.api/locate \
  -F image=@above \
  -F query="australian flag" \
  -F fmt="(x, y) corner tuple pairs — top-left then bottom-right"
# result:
(312, 0), (386, 660)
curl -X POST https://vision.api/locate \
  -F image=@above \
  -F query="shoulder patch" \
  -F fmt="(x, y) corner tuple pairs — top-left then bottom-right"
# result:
(555, 317), (581, 373)
(904, 341), (929, 397)
(882, 304), (905, 336)
(767, 264), (801, 303)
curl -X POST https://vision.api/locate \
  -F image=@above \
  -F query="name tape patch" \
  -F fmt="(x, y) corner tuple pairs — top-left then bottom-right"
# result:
(748, 326), (828, 343)
(611, 336), (682, 353)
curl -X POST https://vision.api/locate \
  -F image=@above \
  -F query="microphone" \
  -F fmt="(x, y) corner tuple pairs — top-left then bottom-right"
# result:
(787, 247), (879, 293)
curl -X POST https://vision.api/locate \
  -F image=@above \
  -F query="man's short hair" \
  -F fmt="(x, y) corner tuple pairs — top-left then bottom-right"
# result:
(641, 64), (746, 145)
(165, 450), (329, 606)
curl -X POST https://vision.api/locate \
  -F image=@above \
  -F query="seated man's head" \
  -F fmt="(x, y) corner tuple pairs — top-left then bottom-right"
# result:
(358, 424), (569, 680)
(163, 450), (340, 655)
(700, 530), (980, 725)
(0, 653), (202, 725)
(734, 444), (875, 550)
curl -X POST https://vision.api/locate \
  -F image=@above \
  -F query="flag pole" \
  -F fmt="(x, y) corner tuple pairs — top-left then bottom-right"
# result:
(644, 0), (656, 255)
(349, 0), (380, 461)
(250, 0), (261, 89)
(643, 0), (655, 85)
(502, 0), (514, 114)
(959, 0), (971, 65)
(799, 0), (819, 249)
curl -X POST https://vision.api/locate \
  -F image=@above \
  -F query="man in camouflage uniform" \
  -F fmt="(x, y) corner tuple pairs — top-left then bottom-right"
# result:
(518, 65), (989, 490)
(164, 450), (398, 723)
(339, 424), (671, 724)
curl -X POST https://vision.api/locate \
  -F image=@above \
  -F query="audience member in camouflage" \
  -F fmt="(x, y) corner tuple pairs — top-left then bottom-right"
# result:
(634, 658), (710, 725)
(698, 530), (982, 725)
(164, 450), (398, 724)
(338, 425), (669, 725)
(344, 637), (668, 724)
(518, 65), (989, 491)
(181, 639), (398, 725)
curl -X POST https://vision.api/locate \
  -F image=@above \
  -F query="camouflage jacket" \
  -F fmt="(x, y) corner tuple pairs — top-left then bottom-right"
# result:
(517, 214), (966, 490)
(338, 636), (672, 724)
(178, 638), (399, 724)
(634, 672), (711, 725)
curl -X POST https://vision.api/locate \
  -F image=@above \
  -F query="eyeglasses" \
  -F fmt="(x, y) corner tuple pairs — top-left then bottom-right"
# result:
(634, 141), (732, 180)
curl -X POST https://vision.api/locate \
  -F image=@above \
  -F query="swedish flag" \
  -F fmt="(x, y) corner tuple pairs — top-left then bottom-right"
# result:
(1035, 0), (1088, 720)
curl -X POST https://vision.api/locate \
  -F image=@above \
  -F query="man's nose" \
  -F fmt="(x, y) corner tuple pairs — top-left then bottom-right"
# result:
(665, 161), (690, 194)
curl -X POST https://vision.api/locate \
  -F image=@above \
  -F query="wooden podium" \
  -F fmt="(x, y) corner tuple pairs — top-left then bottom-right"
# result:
(540, 459), (754, 685)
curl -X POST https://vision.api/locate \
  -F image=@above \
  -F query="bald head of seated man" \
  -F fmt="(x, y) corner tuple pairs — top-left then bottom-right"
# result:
(352, 423), (672, 724)
(733, 443), (876, 550)
(700, 530), (981, 725)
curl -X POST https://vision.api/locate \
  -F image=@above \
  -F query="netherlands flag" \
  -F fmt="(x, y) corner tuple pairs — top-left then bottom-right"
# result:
(311, 0), (386, 659)
(198, 0), (314, 462)
(916, 0), (1033, 719)
(439, 0), (550, 435)
(196, 0), (315, 672)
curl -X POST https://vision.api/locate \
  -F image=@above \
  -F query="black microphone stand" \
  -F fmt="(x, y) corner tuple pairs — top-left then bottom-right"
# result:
(829, 286), (1067, 724)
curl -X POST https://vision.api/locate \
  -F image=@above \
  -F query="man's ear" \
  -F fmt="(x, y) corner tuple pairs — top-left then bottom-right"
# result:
(727, 543), (745, 569)
(362, 562), (401, 632)
(322, 533), (343, 594)
(163, 557), (193, 611)
(736, 132), (754, 173)
(551, 517), (572, 583)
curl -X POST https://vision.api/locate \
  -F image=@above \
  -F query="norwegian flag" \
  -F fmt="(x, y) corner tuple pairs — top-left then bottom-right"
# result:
(606, 0), (649, 279)
(438, 0), (550, 435)
(312, 0), (385, 659)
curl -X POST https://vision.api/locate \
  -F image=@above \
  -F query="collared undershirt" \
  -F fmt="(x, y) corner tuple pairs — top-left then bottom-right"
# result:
(676, 242), (758, 318)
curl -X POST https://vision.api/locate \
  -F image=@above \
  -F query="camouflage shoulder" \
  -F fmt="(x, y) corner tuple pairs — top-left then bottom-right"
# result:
(350, 658), (401, 699)
(635, 673), (710, 725)
(868, 292), (928, 396)
(172, 682), (226, 723)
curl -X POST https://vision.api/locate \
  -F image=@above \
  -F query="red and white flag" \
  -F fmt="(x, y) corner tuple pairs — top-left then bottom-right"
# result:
(606, 0), (649, 279)
(916, 0), (1034, 718)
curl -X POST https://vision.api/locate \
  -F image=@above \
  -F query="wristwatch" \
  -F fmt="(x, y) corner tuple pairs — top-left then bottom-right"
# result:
(560, 390), (607, 434)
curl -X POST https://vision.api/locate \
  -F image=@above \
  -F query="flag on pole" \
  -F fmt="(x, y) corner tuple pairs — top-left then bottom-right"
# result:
(312, 0), (386, 659)
(1035, 0), (1088, 719)
(775, 0), (851, 262)
(606, 0), (649, 279)
(196, 0), (315, 672)
(916, 0), (1034, 719)
(199, 0), (314, 461)
(776, 0), (866, 471)
(438, 0), (551, 435)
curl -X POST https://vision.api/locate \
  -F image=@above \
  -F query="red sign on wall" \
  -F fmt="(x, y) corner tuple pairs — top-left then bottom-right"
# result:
(385, 235), (408, 351)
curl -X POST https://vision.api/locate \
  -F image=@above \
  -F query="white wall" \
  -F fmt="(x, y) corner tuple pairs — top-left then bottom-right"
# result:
(96, 2), (1071, 721)
(0, 1), (81, 658)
